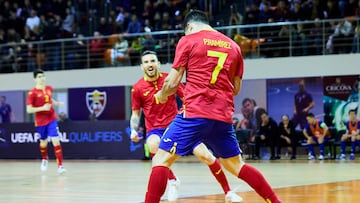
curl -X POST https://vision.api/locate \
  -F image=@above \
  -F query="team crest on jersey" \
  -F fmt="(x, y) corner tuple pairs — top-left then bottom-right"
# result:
(86, 89), (107, 117)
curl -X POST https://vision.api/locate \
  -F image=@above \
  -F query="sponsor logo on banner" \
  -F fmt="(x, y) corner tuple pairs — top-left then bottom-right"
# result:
(86, 89), (107, 117)
(0, 128), (9, 147)
(10, 132), (69, 144)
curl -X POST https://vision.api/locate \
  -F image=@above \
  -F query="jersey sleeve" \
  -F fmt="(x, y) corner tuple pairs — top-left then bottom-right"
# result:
(26, 90), (34, 105)
(131, 86), (141, 110)
(172, 37), (189, 70)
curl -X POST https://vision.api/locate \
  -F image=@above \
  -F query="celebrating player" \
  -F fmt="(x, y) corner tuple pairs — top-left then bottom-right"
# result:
(26, 69), (66, 174)
(131, 50), (242, 202)
(144, 10), (282, 203)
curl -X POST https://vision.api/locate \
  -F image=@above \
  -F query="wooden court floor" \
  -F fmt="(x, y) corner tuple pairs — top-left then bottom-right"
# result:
(0, 157), (359, 203)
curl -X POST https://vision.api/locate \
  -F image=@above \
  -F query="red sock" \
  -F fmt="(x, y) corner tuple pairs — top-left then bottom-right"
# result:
(145, 166), (170, 203)
(39, 145), (48, 160)
(54, 145), (63, 167)
(238, 164), (282, 203)
(208, 159), (230, 194)
(168, 169), (177, 181)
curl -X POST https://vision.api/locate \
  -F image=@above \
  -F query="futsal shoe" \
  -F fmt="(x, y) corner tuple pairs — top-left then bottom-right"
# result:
(318, 155), (324, 160)
(349, 154), (355, 160)
(40, 159), (48, 172)
(57, 166), (67, 175)
(225, 190), (243, 203)
(338, 154), (346, 160)
(167, 179), (180, 201)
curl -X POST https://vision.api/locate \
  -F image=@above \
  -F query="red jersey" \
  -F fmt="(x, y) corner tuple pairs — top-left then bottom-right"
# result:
(172, 30), (244, 123)
(26, 85), (57, 126)
(131, 72), (184, 132)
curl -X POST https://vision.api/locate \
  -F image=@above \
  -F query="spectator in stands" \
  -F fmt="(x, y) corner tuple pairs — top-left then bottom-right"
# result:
(292, 79), (315, 129)
(111, 35), (129, 65)
(142, 33), (157, 51)
(228, 4), (243, 37)
(290, 2), (308, 21)
(278, 114), (298, 160)
(66, 34), (87, 69)
(62, 7), (75, 38)
(42, 15), (62, 70)
(324, 0), (342, 20)
(308, 18), (324, 55)
(273, 0), (291, 22)
(293, 23), (308, 56)
(25, 9), (40, 36)
(89, 31), (107, 68)
(327, 18), (353, 54)
(254, 112), (280, 160)
(126, 14), (141, 34)
(303, 112), (331, 160)
(258, 3), (273, 23)
(339, 109), (360, 160)
(351, 24), (360, 53)
(97, 16), (113, 36)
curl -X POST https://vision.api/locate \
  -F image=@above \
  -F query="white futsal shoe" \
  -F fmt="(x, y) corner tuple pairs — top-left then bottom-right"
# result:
(40, 159), (48, 172)
(57, 166), (67, 175)
(167, 179), (180, 201)
(225, 190), (243, 203)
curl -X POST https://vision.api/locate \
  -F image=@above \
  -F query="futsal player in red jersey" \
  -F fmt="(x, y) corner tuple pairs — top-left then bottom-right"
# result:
(26, 69), (66, 175)
(144, 10), (282, 203)
(131, 50), (242, 202)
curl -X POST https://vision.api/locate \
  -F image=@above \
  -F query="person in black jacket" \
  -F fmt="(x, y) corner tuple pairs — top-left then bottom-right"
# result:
(278, 114), (298, 160)
(255, 112), (280, 160)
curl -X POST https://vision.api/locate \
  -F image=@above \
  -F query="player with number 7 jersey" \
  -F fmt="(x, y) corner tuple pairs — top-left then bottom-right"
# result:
(172, 29), (243, 123)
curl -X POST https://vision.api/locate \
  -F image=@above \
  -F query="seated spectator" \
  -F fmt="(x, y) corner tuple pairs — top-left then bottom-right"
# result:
(327, 19), (353, 54)
(254, 112), (280, 160)
(66, 34), (87, 69)
(352, 25), (360, 53)
(278, 114), (298, 160)
(126, 14), (141, 34)
(339, 109), (360, 160)
(89, 31), (107, 68)
(303, 112), (331, 160)
(308, 18), (323, 55)
(109, 35), (129, 65)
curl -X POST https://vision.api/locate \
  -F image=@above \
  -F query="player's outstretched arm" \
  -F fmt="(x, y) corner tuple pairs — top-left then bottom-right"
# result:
(156, 67), (185, 103)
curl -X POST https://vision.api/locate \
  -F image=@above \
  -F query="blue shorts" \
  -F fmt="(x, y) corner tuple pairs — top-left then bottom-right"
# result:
(36, 120), (60, 140)
(146, 128), (166, 140)
(159, 114), (241, 158)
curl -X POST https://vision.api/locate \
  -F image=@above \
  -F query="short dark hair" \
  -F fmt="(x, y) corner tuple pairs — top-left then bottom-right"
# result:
(33, 69), (44, 78)
(183, 10), (209, 30)
(349, 109), (357, 114)
(306, 112), (315, 118)
(141, 50), (157, 57)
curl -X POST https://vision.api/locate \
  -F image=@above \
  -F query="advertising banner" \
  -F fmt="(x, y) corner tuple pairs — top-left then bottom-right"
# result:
(323, 75), (360, 130)
(68, 86), (126, 121)
(0, 121), (144, 160)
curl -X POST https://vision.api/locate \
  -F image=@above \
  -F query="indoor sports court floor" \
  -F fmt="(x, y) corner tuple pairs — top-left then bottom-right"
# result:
(0, 157), (359, 203)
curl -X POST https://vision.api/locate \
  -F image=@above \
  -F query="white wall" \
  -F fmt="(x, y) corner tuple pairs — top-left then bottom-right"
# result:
(0, 54), (359, 91)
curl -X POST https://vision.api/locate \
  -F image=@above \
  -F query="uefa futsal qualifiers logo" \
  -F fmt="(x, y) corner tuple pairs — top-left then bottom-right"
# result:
(86, 89), (107, 117)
